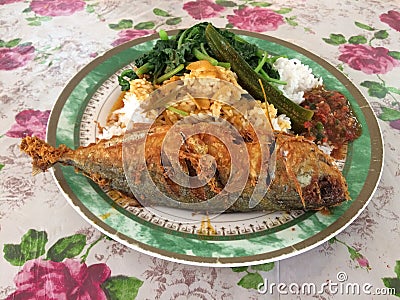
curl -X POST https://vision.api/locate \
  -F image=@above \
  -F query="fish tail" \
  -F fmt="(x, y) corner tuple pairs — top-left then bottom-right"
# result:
(20, 136), (69, 175)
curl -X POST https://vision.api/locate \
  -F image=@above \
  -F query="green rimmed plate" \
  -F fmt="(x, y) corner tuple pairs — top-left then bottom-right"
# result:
(47, 29), (383, 267)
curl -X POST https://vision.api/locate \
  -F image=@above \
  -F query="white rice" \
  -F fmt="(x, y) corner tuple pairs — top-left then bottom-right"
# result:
(273, 57), (323, 104)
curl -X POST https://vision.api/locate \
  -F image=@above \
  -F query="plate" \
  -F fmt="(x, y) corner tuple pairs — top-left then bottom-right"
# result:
(47, 29), (383, 267)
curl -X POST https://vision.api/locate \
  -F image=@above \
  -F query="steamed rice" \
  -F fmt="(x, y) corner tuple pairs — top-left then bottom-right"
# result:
(273, 57), (323, 104)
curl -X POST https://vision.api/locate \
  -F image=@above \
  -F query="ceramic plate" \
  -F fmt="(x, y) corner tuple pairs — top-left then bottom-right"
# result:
(47, 29), (383, 267)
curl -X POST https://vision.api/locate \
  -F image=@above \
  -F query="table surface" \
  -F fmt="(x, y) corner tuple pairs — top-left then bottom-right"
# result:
(1, 0), (400, 299)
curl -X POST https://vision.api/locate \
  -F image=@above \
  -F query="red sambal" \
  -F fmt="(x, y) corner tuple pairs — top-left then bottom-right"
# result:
(301, 87), (362, 148)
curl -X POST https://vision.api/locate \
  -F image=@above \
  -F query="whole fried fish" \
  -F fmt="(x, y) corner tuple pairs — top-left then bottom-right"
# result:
(20, 123), (349, 212)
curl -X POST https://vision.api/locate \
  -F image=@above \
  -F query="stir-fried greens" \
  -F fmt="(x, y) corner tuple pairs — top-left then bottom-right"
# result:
(118, 22), (282, 89)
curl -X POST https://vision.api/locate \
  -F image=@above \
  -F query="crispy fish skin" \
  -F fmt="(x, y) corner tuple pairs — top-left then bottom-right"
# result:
(20, 123), (349, 212)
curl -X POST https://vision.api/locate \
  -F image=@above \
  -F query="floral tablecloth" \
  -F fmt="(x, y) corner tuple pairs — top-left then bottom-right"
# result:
(1, 0), (400, 299)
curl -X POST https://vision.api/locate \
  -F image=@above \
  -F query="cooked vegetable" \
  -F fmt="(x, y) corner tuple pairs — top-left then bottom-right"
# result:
(155, 63), (184, 84)
(129, 23), (219, 85)
(118, 69), (137, 91)
(205, 24), (314, 132)
(119, 22), (281, 88)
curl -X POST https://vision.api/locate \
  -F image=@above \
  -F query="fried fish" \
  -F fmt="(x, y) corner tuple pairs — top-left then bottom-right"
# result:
(20, 123), (349, 212)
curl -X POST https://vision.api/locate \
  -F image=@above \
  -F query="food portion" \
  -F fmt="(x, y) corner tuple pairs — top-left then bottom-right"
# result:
(114, 23), (360, 148)
(301, 87), (362, 158)
(20, 127), (349, 213)
(100, 61), (291, 141)
(21, 23), (363, 213)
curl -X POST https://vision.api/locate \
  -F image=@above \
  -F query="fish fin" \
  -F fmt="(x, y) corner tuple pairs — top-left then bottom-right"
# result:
(20, 136), (69, 173)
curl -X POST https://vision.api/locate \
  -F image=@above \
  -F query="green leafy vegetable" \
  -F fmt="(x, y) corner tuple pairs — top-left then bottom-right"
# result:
(121, 22), (281, 89)
(155, 63), (185, 83)
(118, 69), (138, 91)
